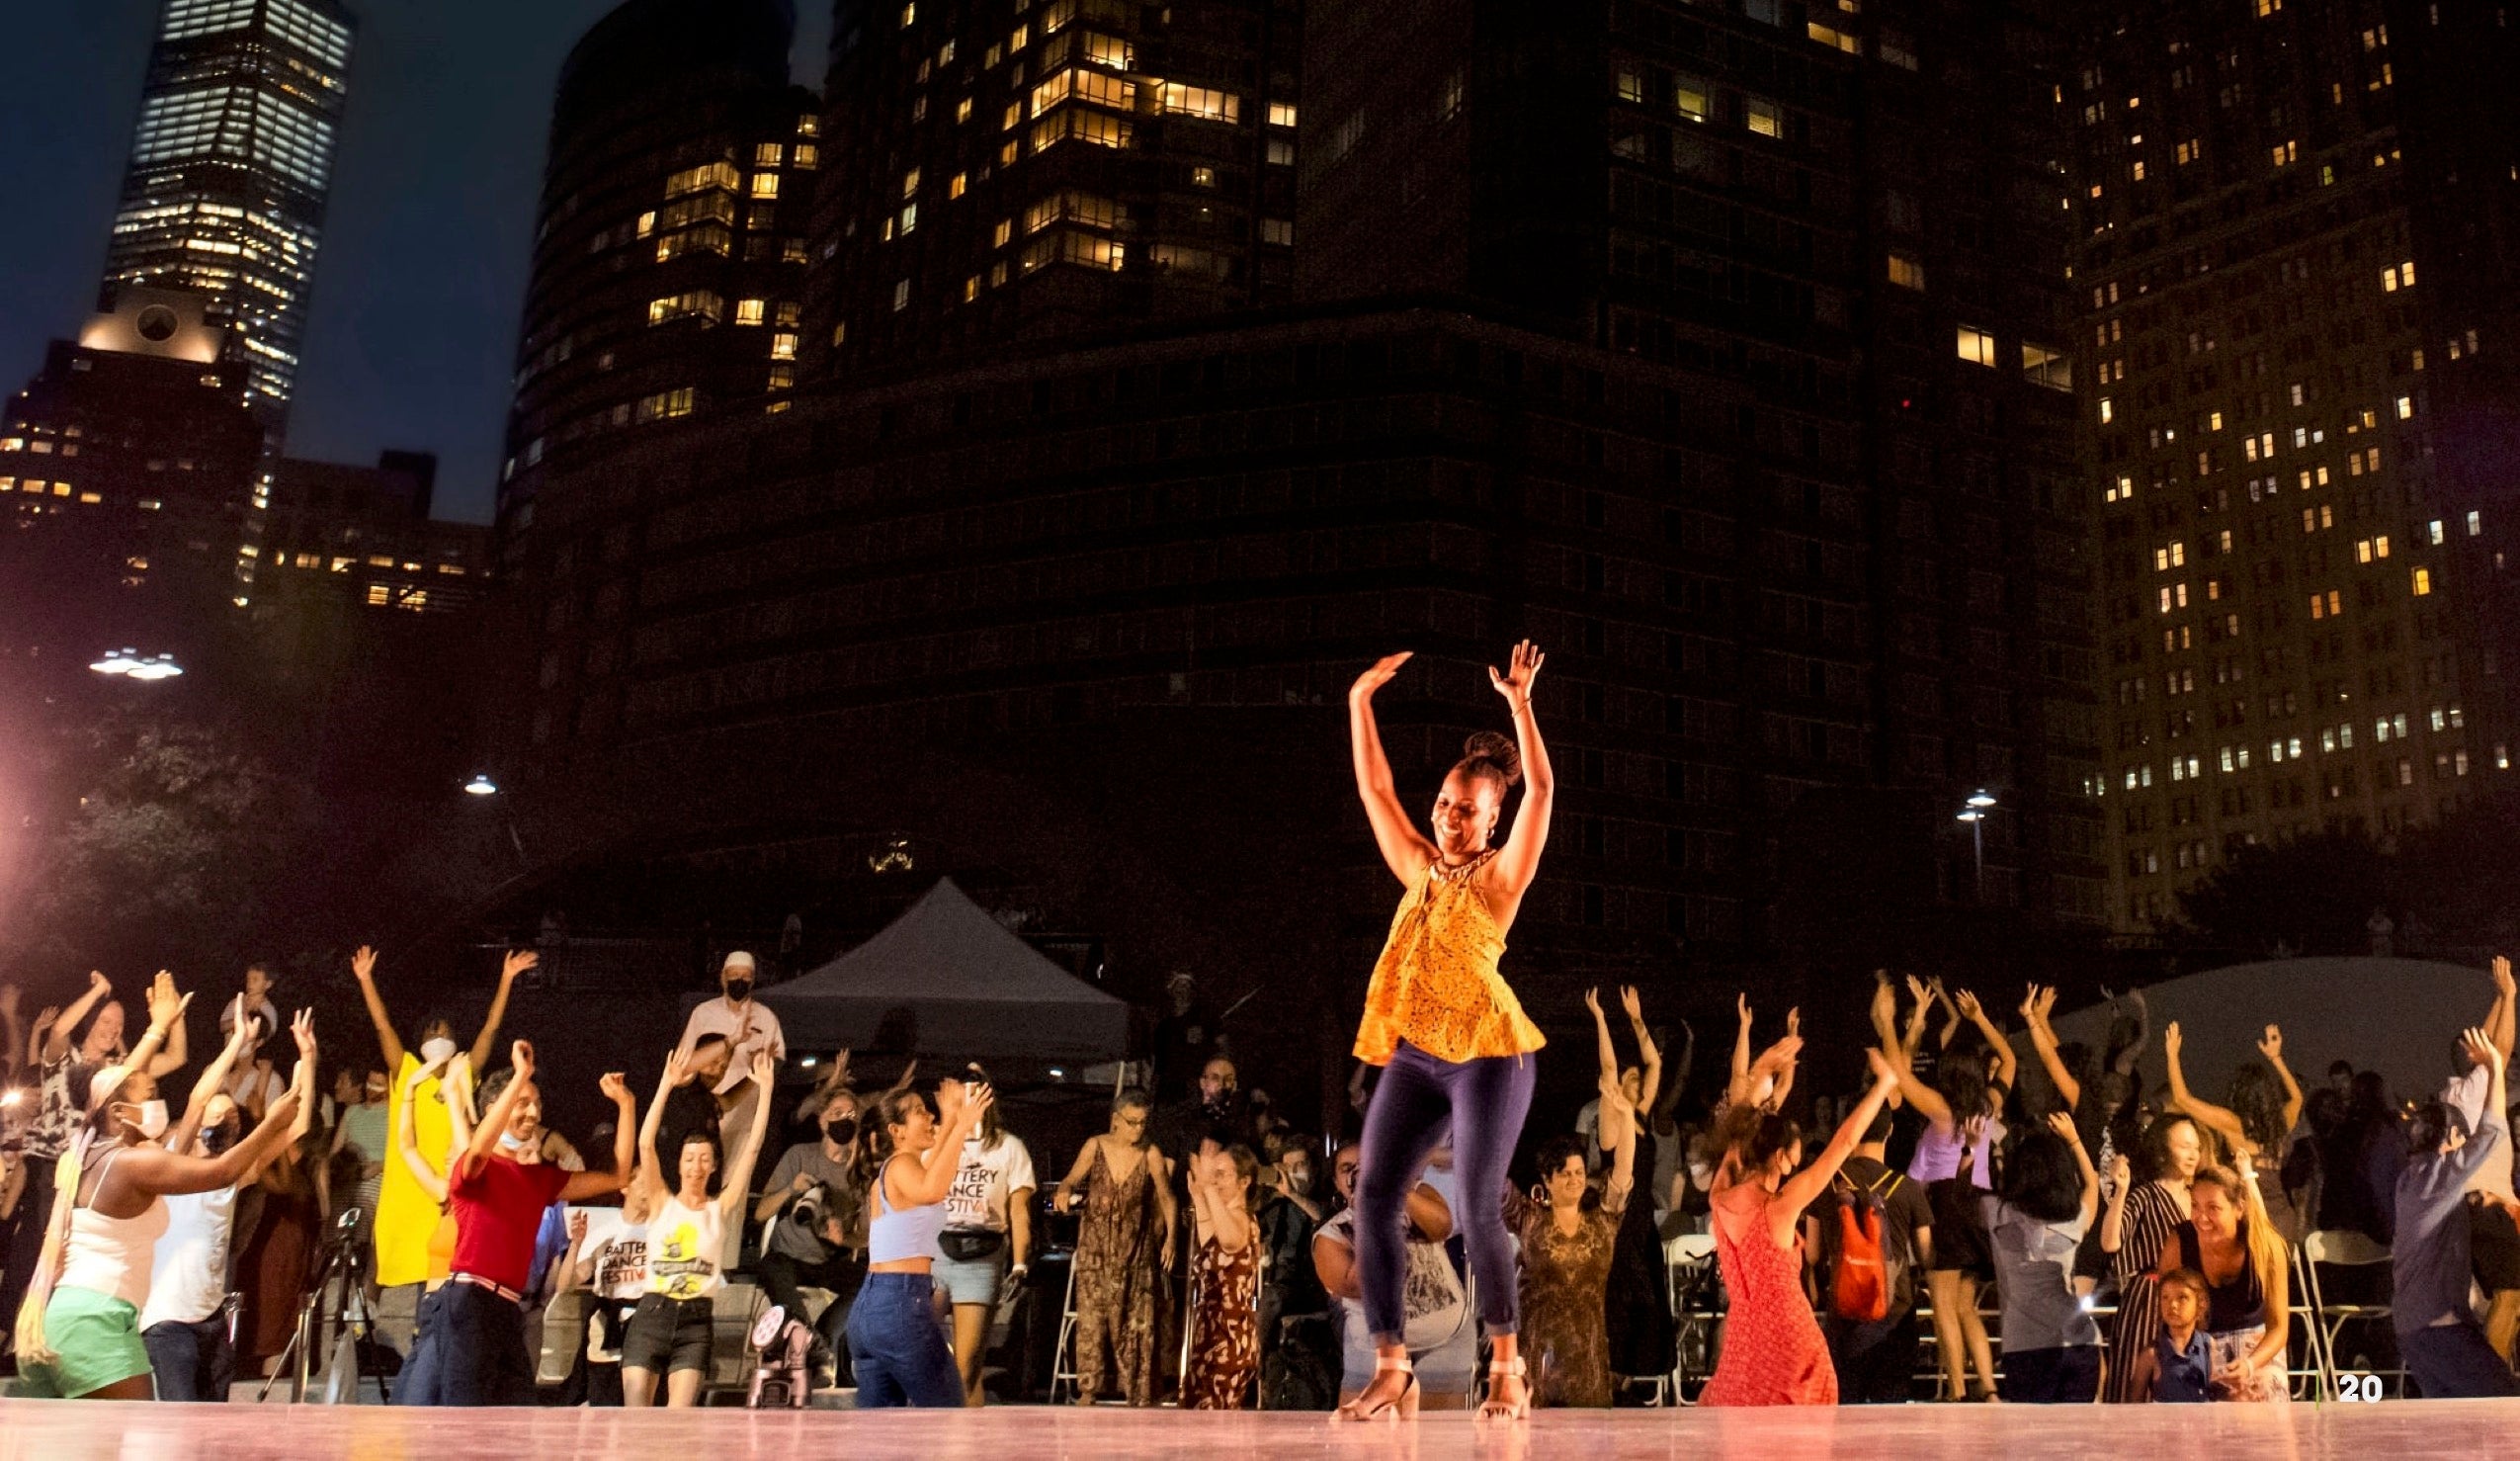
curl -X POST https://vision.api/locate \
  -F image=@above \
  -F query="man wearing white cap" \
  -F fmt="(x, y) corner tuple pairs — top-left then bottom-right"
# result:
(675, 953), (786, 1147)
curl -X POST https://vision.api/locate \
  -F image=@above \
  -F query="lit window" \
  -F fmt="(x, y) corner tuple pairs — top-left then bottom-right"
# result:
(1806, 22), (1860, 52)
(2021, 342), (2071, 391)
(893, 280), (911, 311)
(994, 218), (1012, 248)
(900, 2), (915, 26)
(1675, 80), (1710, 121)
(1743, 98), (1783, 138)
(1887, 253), (1925, 291)
(2412, 567), (2433, 596)
(957, 97), (973, 123)
(2468, 510), (2482, 536)
(1192, 166), (1218, 188)
(901, 168), (921, 198)
(1267, 137), (1294, 166)
(756, 143), (784, 166)
(964, 275), (981, 302)
(734, 298), (766, 326)
(1956, 324), (1997, 367)
(770, 332), (798, 361)
(1261, 218), (1294, 246)
(2099, 397), (2115, 424)
(950, 172), (967, 199)
(793, 144), (819, 169)
(1268, 101), (1297, 128)
(1159, 83), (1240, 124)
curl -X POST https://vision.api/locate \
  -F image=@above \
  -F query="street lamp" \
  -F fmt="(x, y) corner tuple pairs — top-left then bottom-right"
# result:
(462, 773), (499, 797)
(1956, 789), (1997, 902)
(89, 648), (182, 680)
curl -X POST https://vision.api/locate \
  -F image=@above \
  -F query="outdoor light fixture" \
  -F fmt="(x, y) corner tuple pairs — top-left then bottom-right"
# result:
(91, 648), (182, 679)
(462, 773), (499, 797)
(1958, 790), (1998, 902)
(1049, 1067), (1067, 1080)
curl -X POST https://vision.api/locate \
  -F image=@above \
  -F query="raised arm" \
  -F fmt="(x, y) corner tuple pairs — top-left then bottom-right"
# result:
(41, 972), (111, 1063)
(2109, 987), (2150, 1077)
(0, 985), (20, 1080)
(714, 1053), (778, 1217)
(1878, 1007), (1951, 1128)
(1599, 1072), (1639, 1219)
(1585, 988), (1624, 1151)
(1347, 653), (1437, 885)
(2161, 1022), (2247, 1153)
(2052, 1111), (2100, 1229)
(1623, 987), (1664, 1114)
(2256, 1024), (2304, 1138)
(887, 1083), (991, 1210)
(2491, 957), (2516, 1062)
(167, 998), (255, 1153)
(349, 946), (405, 1073)
(2021, 985), (2080, 1111)
(2101, 1152), (2133, 1253)
(143, 1001), (187, 1079)
(1483, 641), (1554, 899)
(559, 1072), (636, 1203)
(467, 950), (534, 1073)
(113, 1074), (302, 1200)
(393, 1057), (452, 1203)
(1656, 1018), (1694, 1123)
(634, 1050), (681, 1210)
(462, 1040), (537, 1179)
(1775, 1053), (1902, 1224)
(244, 1010), (318, 1187)
(1953, 989), (2015, 1090)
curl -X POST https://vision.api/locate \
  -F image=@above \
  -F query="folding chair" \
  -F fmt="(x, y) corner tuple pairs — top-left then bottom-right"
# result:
(1665, 1233), (1720, 1403)
(2302, 1229), (2397, 1400)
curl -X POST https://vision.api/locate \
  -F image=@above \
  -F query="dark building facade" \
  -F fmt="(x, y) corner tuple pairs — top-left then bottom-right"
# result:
(257, 450), (492, 617)
(803, 0), (1303, 376)
(1299, 0), (2106, 919)
(2066, 0), (2520, 928)
(497, 0), (821, 570)
(101, 0), (356, 422)
(493, 2), (2116, 1081)
(0, 288), (265, 654)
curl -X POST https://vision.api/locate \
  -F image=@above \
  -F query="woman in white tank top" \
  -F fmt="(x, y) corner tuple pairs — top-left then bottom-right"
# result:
(619, 1046), (777, 1407)
(17, 979), (310, 1401)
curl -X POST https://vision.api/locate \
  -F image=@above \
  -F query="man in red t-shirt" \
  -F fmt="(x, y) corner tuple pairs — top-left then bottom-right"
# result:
(427, 1040), (634, 1405)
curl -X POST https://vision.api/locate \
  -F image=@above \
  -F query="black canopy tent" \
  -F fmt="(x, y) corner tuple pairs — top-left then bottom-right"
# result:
(757, 878), (1130, 1063)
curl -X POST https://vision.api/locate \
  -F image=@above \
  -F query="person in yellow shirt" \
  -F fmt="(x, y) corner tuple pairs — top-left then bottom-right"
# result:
(1337, 642), (1554, 1423)
(346, 944), (531, 1355)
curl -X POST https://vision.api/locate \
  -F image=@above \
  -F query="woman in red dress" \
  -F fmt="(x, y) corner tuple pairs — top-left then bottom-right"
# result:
(1702, 1048), (1900, 1407)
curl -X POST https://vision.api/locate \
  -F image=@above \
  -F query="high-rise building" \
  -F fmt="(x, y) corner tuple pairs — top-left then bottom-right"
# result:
(802, 0), (1302, 377)
(1300, 0), (2107, 921)
(498, 0), (2112, 995)
(0, 288), (265, 655)
(496, 0), (820, 571)
(2065, 1), (2520, 929)
(259, 451), (492, 617)
(100, 0), (356, 424)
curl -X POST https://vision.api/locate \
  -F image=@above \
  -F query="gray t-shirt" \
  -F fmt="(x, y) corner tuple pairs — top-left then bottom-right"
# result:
(1983, 1196), (2099, 1350)
(763, 1142), (859, 1262)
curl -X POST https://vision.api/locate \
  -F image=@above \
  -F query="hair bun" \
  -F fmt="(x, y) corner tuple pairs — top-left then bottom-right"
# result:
(1461, 730), (1522, 788)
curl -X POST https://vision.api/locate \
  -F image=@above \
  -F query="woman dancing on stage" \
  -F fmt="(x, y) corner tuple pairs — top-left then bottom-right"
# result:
(1341, 641), (1554, 1422)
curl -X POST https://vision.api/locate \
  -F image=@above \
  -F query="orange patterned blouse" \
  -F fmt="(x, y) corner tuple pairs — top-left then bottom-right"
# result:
(1353, 850), (1546, 1066)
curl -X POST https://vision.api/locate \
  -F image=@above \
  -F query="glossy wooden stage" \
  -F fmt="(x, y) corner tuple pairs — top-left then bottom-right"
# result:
(1, 1397), (2511, 1459)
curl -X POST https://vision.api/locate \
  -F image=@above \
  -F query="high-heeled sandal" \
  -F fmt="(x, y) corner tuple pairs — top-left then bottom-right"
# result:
(1479, 1355), (1531, 1421)
(1335, 1354), (1419, 1421)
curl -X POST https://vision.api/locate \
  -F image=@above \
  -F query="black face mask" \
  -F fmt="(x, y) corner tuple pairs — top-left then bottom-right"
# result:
(724, 978), (754, 1002)
(823, 1116), (858, 1146)
(201, 1122), (241, 1156)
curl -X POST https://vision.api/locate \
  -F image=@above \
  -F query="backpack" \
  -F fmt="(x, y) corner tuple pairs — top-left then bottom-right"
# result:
(1829, 1168), (1904, 1323)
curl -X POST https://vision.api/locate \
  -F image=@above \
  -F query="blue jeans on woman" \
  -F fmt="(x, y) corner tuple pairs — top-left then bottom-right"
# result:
(845, 1271), (962, 1408)
(1354, 1041), (1535, 1344)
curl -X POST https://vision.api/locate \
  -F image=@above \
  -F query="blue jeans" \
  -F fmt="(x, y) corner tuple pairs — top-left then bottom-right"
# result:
(1355, 1042), (1535, 1344)
(143, 1314), (234, 1403)
(2403, 1321), (2520, 1399)
(845, 1272), (962, 1408)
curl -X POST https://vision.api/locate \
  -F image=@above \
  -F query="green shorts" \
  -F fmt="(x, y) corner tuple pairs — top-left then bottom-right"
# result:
(19, 1286), (152, 1399)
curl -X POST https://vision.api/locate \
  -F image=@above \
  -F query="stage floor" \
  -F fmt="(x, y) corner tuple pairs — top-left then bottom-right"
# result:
(2, 1397), (2515, 1459)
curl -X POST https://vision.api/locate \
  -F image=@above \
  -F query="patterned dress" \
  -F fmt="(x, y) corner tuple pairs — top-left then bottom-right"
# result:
(1519, 1195), (1625, 1407)
(1185, 1232), (1260, 1409)
(2104, 1181), (2190, 1403)
(1700, 1183), (1835, 1406)
(1352, 849), (1545, 1066)
(1071, 1143), (1162, 1405)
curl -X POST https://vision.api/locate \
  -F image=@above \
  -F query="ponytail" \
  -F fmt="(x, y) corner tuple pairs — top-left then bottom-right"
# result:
(852, 1088), (924, 1194)
(13, 1136), (92, 1366)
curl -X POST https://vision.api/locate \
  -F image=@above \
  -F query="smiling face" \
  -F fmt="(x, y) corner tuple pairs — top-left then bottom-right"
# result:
(1429, 770), (1502, 859)
(2190, 1179), (2240, 1244)
(888, 1095), (939, 1154)
(503, 1079), (544, 1146)
(84, 1000), (127, 1059)
(677, 1132), (719, 1195)
(1546, 1151), (1589, 1209)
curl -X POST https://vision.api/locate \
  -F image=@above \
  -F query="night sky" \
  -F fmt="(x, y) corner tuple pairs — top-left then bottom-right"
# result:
(0, 0), (827, 525)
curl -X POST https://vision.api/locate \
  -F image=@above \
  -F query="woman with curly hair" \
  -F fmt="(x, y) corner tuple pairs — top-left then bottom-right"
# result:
(1338, 642), (1555, 1422)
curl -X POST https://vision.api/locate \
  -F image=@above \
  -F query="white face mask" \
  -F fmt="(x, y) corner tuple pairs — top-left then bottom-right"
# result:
(419, 1037), (457, 1065)
(497, 1131), (528, 1154)
(135, 1100), (170, 1140)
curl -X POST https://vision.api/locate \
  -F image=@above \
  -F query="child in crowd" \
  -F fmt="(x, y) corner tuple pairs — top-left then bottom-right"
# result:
(2130, 1267), (2215, 1403)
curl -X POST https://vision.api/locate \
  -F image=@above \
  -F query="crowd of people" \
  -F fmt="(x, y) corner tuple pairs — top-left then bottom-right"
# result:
(1, 637), (2517, 1417)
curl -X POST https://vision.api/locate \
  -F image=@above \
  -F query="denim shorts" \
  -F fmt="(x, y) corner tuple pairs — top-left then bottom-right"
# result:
(932, 1247), (1005, 1306)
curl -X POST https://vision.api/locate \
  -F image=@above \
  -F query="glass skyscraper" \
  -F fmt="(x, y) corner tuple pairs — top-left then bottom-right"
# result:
(101, 0), (356, 424)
